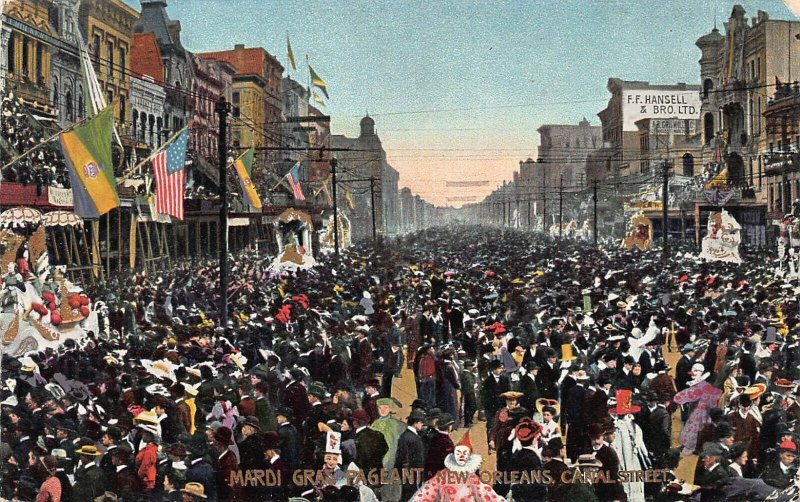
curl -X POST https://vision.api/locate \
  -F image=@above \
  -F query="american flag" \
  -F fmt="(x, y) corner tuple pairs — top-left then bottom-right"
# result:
(288, 161), (305, 200)
(153, 129), (189, 220)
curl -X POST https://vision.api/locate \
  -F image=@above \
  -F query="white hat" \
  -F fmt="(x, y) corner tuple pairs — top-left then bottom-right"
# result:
(324, 431), (342, 456)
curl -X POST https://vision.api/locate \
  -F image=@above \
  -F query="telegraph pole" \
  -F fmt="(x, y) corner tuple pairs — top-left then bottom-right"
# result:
(331, 158), (339, 258)
(783, 113), (790, 215)
(216, 96), (231, 328)
(541, 166), (547, 233)
(662, 159), (670, 262)
(592, 180), (598, 247)
(370, 176), (377, 244)
(558, 175), (564, 239)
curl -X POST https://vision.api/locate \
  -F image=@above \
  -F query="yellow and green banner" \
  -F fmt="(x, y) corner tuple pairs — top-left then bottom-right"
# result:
(59, 107), (119, 219)
(234, 147), (262, 209)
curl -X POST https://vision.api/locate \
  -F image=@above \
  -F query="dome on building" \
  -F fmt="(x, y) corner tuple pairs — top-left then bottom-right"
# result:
(360, 115), (375, 137)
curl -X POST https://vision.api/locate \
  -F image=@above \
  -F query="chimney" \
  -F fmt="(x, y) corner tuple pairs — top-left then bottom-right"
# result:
(235, 44), (245, 50)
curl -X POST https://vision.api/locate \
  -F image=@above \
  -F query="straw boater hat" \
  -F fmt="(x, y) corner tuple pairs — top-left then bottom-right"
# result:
(744, 383), (767, 400)
(181, 482), (208, 499)
(500, 391), (524, 403)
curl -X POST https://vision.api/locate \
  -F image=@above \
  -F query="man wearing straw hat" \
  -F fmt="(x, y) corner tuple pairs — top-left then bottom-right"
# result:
(180, 481), (209, 501)
(73, 444), (106, 501)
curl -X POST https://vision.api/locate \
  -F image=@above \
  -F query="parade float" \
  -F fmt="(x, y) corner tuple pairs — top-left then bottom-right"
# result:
(270, 208), (317, 271)
(621, 213), (653, 251)
(699, 209), (743, 264)
(0, 207), (99, 355)
(319, 211), (352, 253)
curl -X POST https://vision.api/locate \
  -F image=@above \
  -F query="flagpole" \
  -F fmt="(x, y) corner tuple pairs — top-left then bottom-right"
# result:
(0, 115), (92, 171)
(117, 122), (192, 184)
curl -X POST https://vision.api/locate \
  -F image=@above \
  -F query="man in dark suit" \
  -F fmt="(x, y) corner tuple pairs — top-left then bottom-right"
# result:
(237, 416), (263, 470)
(761, 440), (797, 490)
(261, 432), (291, 501)
(302, 381), (329, 463)
(459, 360), (478, 428)
(110, 447), (142, 502)
(382, 340), (401, 398)
(276, 406), (300, 472)
(351, 408), (388, 472)
(537, 347), (560, 400)
(282, 369), (311, 426)
(562, 370), (591, 461)
(481, 359), (510, 443)
(186, 446), (218, 502)
(362, 378), (381, 422)
(644, 391), (672, 468)
(543, 437), (571, 502)
(588, 423), (627, 502)
(396, 410), (426, 502)
(675, 344), (695, 392)
(424, 413), (455, 480)
(254, 381), (277, 432)
(518, 361), (540, 414)
(72, 445), (107, 502)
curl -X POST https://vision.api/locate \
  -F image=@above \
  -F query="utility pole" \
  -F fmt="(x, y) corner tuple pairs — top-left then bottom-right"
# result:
(783, 112), (790, 215)
(662, 159), (670, 262)
(541, 167), (547, 233)
(216, 96), (231, 328)
(370, 176), (377, 244)
(558, 175), (564, 239)
(592, 180), (598, 247)
(331, 158), (339, 258)
(527, 200), (531, 229)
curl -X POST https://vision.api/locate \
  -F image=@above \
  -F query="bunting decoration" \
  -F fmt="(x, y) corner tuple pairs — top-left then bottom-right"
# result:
(233, 147), (262, 209)
(345, 190), (355, 209)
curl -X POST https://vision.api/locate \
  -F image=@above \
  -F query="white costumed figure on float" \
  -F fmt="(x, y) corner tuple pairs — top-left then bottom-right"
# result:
(410, 431), (506, 502)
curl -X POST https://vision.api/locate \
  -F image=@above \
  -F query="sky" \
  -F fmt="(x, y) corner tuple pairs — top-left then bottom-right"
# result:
(124, 0), (797, 207)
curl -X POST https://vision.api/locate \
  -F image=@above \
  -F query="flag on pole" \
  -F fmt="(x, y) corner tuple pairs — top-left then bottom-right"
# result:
(59, 106), (119, 218)
(80, 38), (123, 148)
(288, 160), (305, 200)
(312, 91), (326, 106)
(314, 178), (333, 207)
(345, 190), (355, 209)
(309, 65), (329, 99)
(153, 128), (189, 220)
(287, 35), (297, 71)
(234, 146), (262, 209)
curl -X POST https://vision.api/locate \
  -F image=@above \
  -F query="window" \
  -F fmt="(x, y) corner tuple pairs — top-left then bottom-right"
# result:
(132, 109), (137, 137)
(770, 184), (774, 211)
(757, 58), (761, 82)
(156, 117), (162, 146)
(682, 153), (694, 176)
(107, 42), (113, 79)
(703, 79), (713, 98)
(107, 91), (113, 108)
(118, 47), (126, 76)
(750, 60), (755, 81)
(52, 79), (59, 110)
(35, 42), (43, 83)
(7, 33), (15, 74)
(93, 35), (100, 69)
(704, 113), (714, 145)
(77, 88), (84, 118)
(21, 38), (29, 76)
(65, 91), (73, 121)
(119, 95), (126, 123)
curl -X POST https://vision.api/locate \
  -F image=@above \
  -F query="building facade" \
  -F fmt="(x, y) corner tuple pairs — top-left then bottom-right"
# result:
(79, 0), (138, 126)
(134, 0), (193, 135)
(2, 0), (56, 112)
(190, 54), (234, 163)
(130, 31), (165, 149)
(48, 0), (83, 127)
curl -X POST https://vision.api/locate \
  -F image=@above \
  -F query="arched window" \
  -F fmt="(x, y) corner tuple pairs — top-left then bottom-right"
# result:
(132, 108), (138, 139)
(148, 114), (155, 146)
(77, 86), (84, 118)
(52, 78), (59, 111)
(704, 113), (714, 145)
(65, 91), (73, 121)
(156, 117), (163, 146)
(703, 79), (713, 98)
(682, 153), (694, 176)
(139, 111), (147, 143)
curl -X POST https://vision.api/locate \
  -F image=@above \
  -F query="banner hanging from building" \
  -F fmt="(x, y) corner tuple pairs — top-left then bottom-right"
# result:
(700, 209), (742, 264)
(622, 90), (701, 131)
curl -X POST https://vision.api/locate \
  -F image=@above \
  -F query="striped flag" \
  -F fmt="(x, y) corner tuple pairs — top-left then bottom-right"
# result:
(153, 129), (189, 220)
(287, 35), (297, 71)
(288, 160), (305, 200)
(309, 65), (329, 99)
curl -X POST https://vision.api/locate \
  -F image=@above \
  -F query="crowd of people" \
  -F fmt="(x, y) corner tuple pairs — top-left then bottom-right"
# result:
(2, 226), (800, 501)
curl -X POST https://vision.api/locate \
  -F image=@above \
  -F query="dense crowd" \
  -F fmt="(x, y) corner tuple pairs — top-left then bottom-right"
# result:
(2, 226), (800, 501)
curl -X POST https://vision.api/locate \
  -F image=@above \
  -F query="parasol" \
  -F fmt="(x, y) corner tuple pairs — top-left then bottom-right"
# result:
(42, 211), (84, 227)
(0, 207), (43, 228)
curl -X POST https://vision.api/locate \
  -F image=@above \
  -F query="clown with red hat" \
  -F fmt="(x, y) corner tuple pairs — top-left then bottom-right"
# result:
(410, 431), (507, 502)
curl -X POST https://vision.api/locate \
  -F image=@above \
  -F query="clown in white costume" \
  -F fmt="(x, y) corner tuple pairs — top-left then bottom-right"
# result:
(610, 390), (650, 502)
(410, 431), (506, 502)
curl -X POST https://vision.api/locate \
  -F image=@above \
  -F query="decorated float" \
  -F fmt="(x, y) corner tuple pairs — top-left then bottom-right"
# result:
(0, 207), (99, 355)
(269, 208), (317, 271)
(319, 212), (352, 253)
(699, 209), (742, 264)
(621, 213), (653, 251)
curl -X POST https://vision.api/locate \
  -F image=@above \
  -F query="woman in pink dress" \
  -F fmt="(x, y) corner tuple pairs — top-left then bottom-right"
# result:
(674, 363), (722, 455)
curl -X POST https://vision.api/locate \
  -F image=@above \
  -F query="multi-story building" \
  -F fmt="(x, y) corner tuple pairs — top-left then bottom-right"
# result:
(537, 118), (602, 189)
(190, 54), (234, 163)
(281, 76), (309, 170)
(764, 82), (800, 214)
(134, 0), (193, 135)
(79, 0), (138, 126)
(331, 116), (400, 240)
(49, 0), (83, 127)
(199, 44), (285, 178)
(634, 118), (702, 176)
(308, 104), (330, 182)
(130, 32), (165, 149)
(2, 0), (56, 112)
